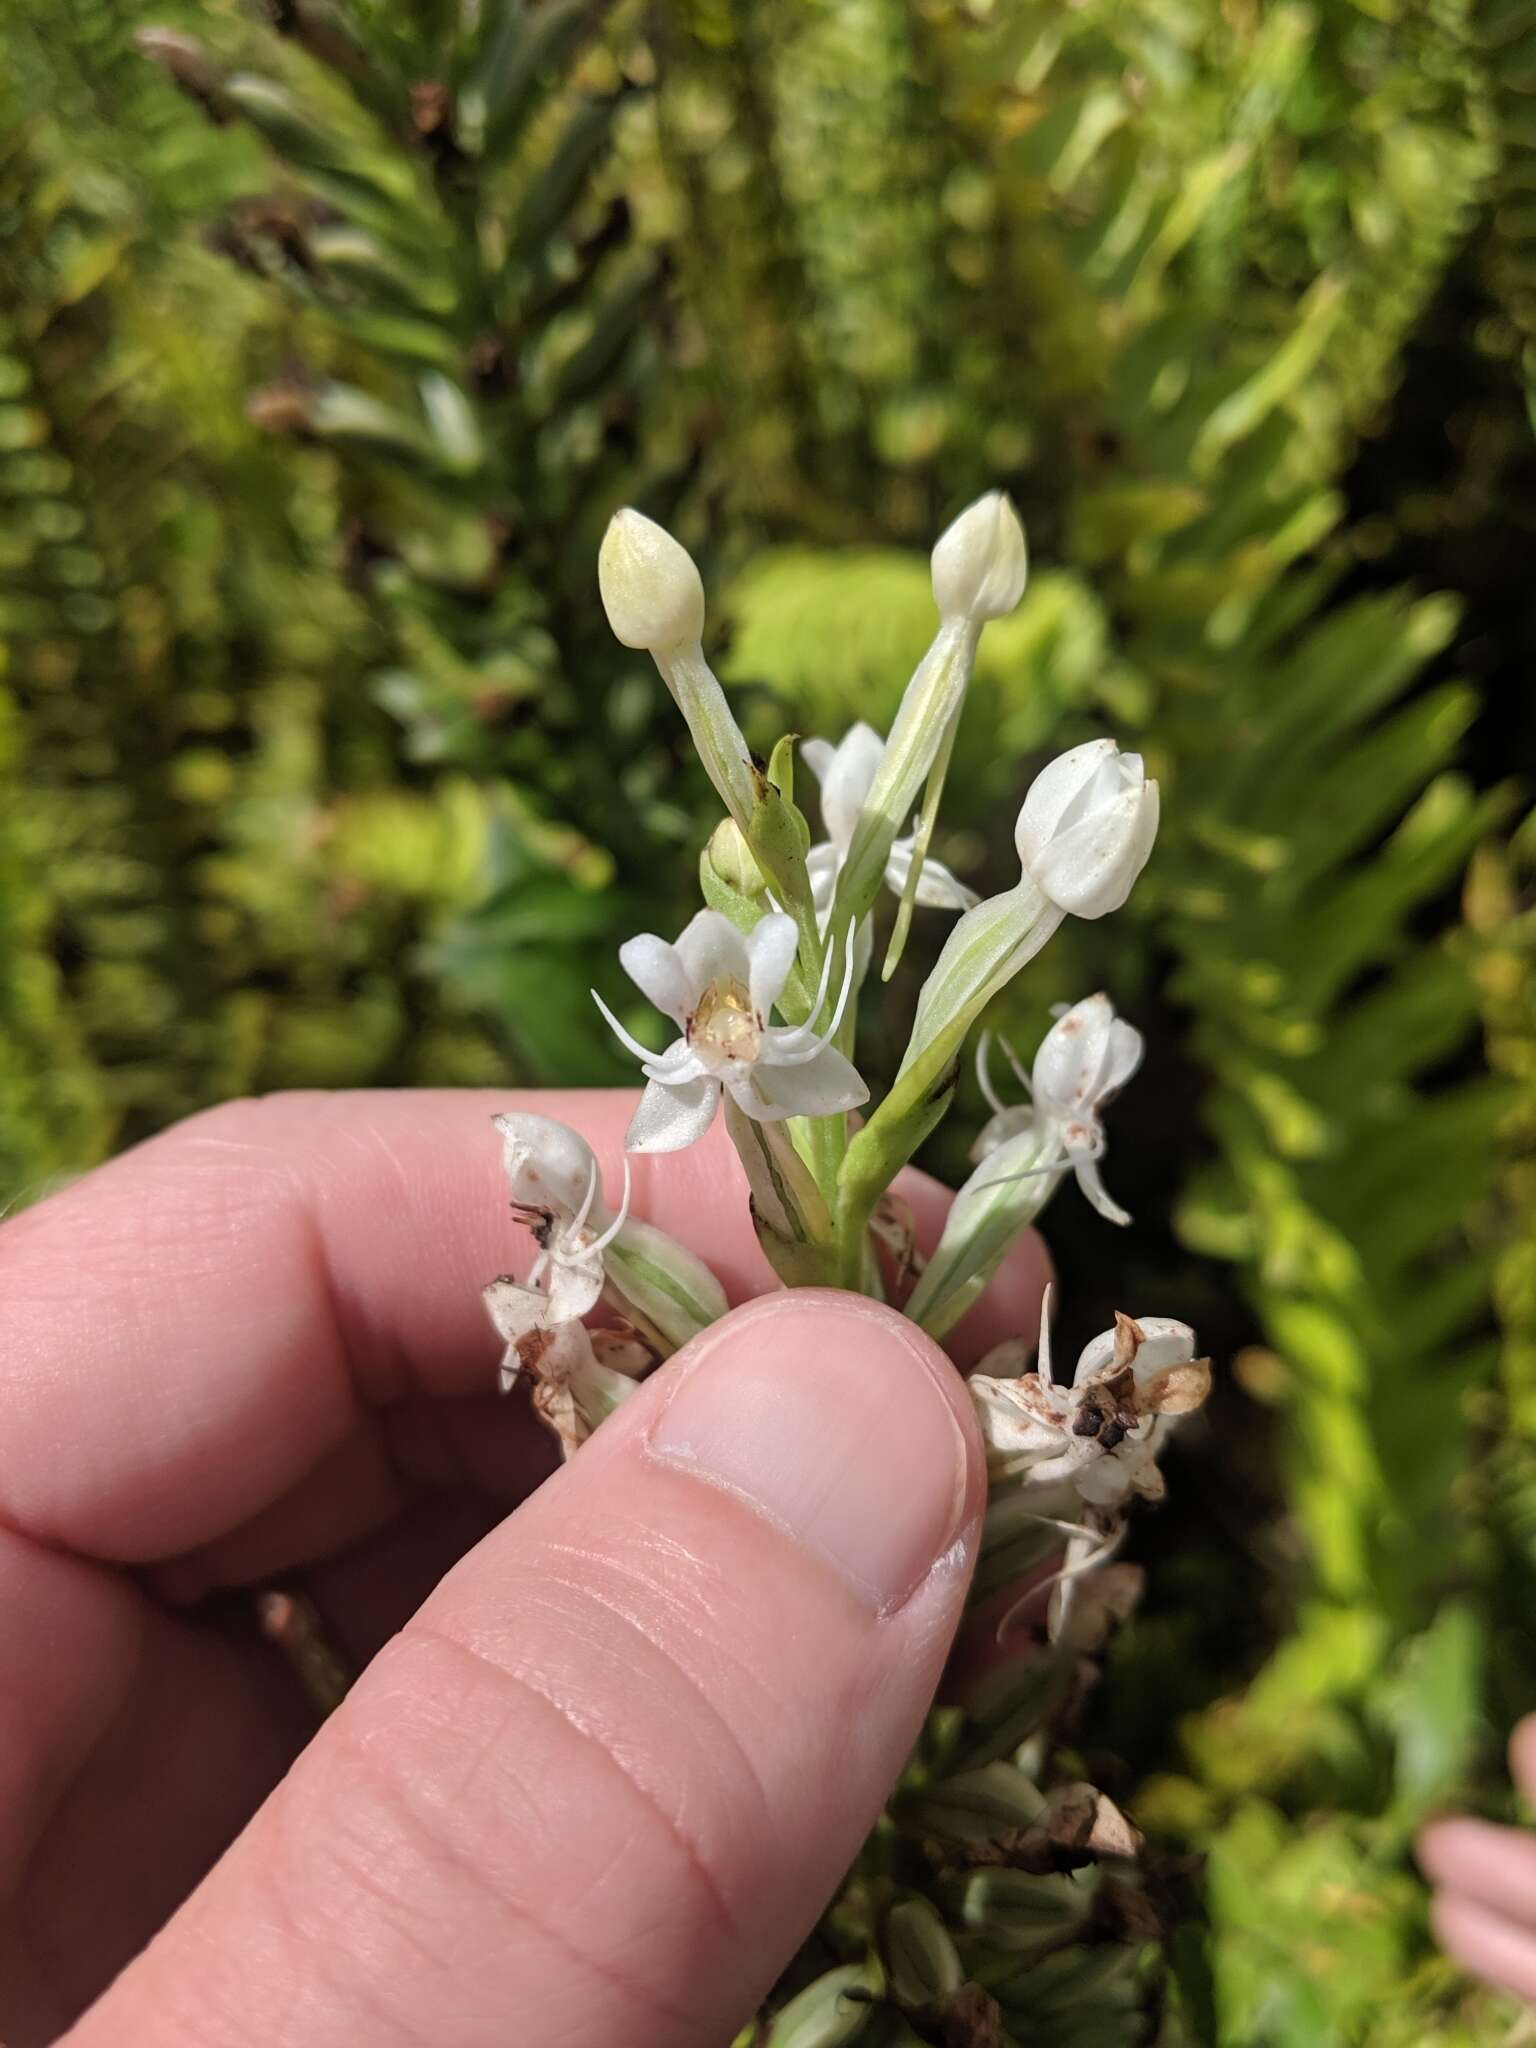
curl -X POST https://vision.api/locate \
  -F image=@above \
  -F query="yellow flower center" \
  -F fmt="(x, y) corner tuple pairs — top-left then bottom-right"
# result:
(689, 974), (761, 1066)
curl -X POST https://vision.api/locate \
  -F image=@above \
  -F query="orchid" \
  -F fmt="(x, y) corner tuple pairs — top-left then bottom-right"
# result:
(802, 722), (978, 924)
(479, 494), (1211, 2027)
(970, 1294), (1210, 1509)
(593, 908), (867, 1153)
(971, 992), (1145, 1226)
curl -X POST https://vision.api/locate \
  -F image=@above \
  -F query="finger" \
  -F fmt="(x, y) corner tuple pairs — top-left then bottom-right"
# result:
(68, 1291), (984, 2048)
(1513, 1713), (1536, 1806)
(1418, 1818), (1536, 1929)
(1, 1090), (1043, 1567)
(1430, 1889), (1536, 2005)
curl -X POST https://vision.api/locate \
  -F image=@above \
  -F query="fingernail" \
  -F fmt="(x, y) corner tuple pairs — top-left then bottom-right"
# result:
(648, 1291), (975, 1612)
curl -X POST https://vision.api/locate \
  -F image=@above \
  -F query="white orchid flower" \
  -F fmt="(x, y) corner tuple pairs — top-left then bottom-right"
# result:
(1013, 738), (1159, 919)
(802, 722), (978, 925)
(970, 993), (1144, 1225)
(492, 1110), (628, 1321)
(971, 1293), (1210, 1510)
(594, 908), (868, 1154)
(492, 1109), (727, 1351)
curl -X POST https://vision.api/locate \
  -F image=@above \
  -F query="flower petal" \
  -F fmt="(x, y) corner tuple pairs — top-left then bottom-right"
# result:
(618, 933), (693, 1024)
(625, 1071), (722, 1152)
(746, 912), (800, 1021)
(673, 907), (749, 993)
(1027, 786), (1155, 919)
(492, 1111), (599, 1218)
(740, 1038), (869, 1120)
(885, 836), (979, 910)
(1067, 1134), (1131, 1227)
(1014, 739), (1119, 866)
(815, 723), (885, 850)
(807, 840), (841, 920)
(1032, 994), (1115, 1112)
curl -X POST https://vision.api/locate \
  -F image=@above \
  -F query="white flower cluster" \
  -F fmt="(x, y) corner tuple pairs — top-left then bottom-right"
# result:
(479, 483), (1207, 1625)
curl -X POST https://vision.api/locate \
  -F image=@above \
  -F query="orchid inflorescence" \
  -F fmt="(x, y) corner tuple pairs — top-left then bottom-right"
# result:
(481, 489), (1210, 1638)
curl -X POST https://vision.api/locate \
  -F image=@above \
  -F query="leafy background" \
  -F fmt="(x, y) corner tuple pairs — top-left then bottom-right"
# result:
(2, 0), (1534, 2041)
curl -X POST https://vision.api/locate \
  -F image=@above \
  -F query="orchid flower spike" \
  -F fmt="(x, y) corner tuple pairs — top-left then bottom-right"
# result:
(802, 723), (978, 925)
(594, 908), (868, 1153)
(973, 993), (1144, 1224)
(1014, 738), (1160, 919)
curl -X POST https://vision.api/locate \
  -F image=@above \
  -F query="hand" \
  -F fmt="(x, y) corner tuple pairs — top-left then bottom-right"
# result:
(0, 1088), (1046, 2047)
(1420, 1718), (1536, 2005)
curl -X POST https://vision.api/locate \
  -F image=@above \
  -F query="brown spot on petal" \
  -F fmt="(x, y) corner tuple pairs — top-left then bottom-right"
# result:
(1139, 1356), (1212, 1416)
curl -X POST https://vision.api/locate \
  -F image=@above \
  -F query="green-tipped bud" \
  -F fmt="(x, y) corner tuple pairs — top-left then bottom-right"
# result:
(940, 1868), (1094, 1953)
(897, 1761), (1047, 1844)
(882, 1898), (964, 2009)
(706, 817), (767, 898)
(598, 507), (706, 652)
(764, 1962), (882, 2047)
(931, 490), (1028, 621)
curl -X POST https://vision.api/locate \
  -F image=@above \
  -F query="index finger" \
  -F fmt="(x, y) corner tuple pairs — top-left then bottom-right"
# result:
(0, 1089), (1046, 1562)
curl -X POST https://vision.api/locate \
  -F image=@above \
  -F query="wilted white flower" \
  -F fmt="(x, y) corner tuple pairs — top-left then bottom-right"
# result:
(594, 908), (868, 1153)
(802, 722), (977, 923)
(492, 1109), (727, 1352)
(1014, 739), (1159, 919)
(597, 507), (705, 652)
(971, 1294), (1210, 1510)
(971, 993), (1144, 1225)
(930, 490), (1028, 622)
(482, 1281), (651, 1459)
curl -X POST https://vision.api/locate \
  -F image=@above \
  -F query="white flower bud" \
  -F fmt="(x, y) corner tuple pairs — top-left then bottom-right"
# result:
(493, 1110), (601, 1219)
(930, 490), (1028, 621)
(704, 817), (766, 898)
(1013, 738), (1159, 919)
(597, 507), (706, 652)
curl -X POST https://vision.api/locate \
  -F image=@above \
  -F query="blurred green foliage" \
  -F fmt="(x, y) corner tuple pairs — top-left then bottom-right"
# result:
(2, 0), (1534, 2041)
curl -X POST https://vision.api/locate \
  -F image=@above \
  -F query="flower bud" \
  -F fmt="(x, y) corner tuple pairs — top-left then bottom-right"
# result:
(597, 507), (706, 652)
(1013, 738), (1159, 918)
(881, 1898), (964, 2008)
(704, 817), (767, 898)
(940, 1868), (1092, 1953)
(898, 1761), (1047, 1844)
(930, 490), (1028, 621)
(764, 1962), (882, 2047)
(493, 1110), (601, 1218)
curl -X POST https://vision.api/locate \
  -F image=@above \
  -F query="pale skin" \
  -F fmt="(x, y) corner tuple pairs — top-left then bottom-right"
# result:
(0, 1087), (1051, 2048)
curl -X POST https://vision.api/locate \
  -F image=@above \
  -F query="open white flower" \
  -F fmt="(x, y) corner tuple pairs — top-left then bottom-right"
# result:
(594, 908), (868, 1153)
(802, 722), (977, 924)
(971, 1294), (1210, 1510)
(971, 993), (1144, 1225)
(1014, 738), (1159, 919)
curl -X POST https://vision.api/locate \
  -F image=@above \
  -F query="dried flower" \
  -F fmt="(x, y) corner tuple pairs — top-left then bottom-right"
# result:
(482, 1281), (650, 1459)
(594, 908), (867, 1152)
(971, 1295), (1209, 1509)
(803, 722), (978, 922)
(1014, 739), (1160, 919)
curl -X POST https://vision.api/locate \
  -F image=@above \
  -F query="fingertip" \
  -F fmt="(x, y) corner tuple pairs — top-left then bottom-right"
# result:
(1511, 1714), (1536, 1800)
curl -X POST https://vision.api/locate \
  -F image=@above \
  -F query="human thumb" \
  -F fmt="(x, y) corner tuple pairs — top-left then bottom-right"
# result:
(67, 1291), (985, 2048)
